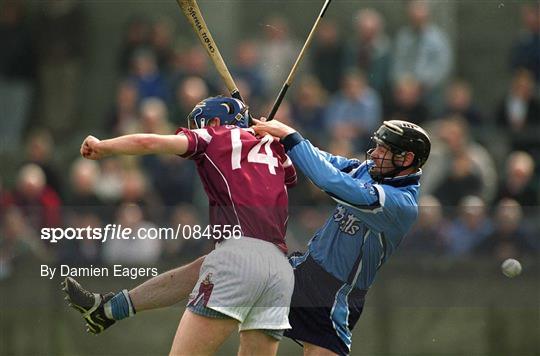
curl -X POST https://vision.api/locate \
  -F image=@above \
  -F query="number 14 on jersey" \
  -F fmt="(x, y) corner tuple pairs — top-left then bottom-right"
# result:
(230, 129), (278, 175)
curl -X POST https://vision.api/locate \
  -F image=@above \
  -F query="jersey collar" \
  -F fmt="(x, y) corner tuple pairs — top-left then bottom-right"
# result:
(380, 170), (422, 187)
(366, 161), (422, 187)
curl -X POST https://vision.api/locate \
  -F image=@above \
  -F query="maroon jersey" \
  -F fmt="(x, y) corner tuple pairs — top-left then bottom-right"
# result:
(177, 125), (296, 253)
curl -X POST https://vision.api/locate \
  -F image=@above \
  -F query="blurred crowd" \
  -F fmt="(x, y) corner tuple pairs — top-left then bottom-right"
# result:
(1, 0), (539, 278)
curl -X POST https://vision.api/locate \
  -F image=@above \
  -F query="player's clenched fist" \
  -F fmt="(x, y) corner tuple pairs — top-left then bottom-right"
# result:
(80, 135), (106, 160)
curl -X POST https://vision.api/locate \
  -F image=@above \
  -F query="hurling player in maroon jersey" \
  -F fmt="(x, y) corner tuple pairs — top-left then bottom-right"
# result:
(64, 96), (296, 356)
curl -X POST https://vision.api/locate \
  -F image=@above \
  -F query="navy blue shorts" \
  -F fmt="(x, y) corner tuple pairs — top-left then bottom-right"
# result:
(285, 253), (367, 356)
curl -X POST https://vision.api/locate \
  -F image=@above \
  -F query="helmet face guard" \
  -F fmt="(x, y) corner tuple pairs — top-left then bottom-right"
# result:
(367, 120), (431, 181)
(187, 96), (250, 129)
(366, 141), (411, 182)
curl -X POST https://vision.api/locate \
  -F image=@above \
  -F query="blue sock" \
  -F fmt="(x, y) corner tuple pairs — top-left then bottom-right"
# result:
(104, 290), (135, 320)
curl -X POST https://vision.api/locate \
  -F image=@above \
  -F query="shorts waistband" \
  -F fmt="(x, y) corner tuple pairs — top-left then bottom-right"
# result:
(304, 255), (367, 300)
(216, 235), (283, 251)
(217, 235), (268, 245)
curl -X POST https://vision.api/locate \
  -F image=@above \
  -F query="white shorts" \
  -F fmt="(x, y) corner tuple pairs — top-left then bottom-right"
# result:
(187, 237), (294, 331)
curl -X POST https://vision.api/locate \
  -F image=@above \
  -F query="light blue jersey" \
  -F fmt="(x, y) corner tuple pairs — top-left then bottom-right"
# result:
(282, 131), (425, 354)
(284, 134), (420, 291)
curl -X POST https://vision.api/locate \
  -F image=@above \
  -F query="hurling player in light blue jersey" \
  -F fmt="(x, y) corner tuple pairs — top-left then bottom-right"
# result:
(253, 118), (431, 356)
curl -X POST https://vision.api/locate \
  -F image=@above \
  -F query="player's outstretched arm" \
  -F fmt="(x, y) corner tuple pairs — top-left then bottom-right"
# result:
(254, 118), (377, 207)
(253, 118), (360, 171)
(80, 134), (188, 160)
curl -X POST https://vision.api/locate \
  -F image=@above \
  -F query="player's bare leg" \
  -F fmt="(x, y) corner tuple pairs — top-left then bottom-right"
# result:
(63, 256), (205, 334)
(169, 310), (237, 356)
(303, 342), (338, 356)
(130, 256), (205, 311)
(238, 330), (280, 356)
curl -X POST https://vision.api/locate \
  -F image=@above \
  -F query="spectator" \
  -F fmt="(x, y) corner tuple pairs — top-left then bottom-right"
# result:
(94, 158), (124, 204)
(495, 69), (540, 157)
(312, 19), (346, 94)
(0, 207), (48, 280)
(121, 169), (150, 207)
(24, 129), (63, 198)
(35, 0), (85, 138)
(0, 0), (36, 152)
(58, 159), (105, 265)
(119, 169), (163, 225)
(496, 151), (538, 208)
(324, 69), (381, 151)
(326, 136), (357, 158)
(170, 76), (208, 126)
(138, 97), (171, 134)
(259, 15), (301, 93)
(118, 16), (151, 73)
(162, 204), (212, 263)
(150, 17), (175, 73)
(68, 158), (103, 211)
(234, 78), (258, 114)
(496, 69), (540, 132)
(442, 79), (484, 127)
(289, 203), (329, 247)
(170, 45), (218, 94)
(232, 39), (266, 101)
(262, 98), (294, 127)
(59, 211), (103, 266)
(104, 80), (140, 136)
(142, 153), (197, 209)
(510, 4), (540, 87)
(128, 48), (169, 103)
(102, 203), (161, 265)
(10, 164), (61, 230)
(290, 75), (328, 144)
(475, 199), (537, 261)
(0, 177), (13, 218)
(392, 0), (452, 112)
(422, 116), (498, 203)
(433, 150), (483, 207)
(402, 195), (448, 255)
(344, 8), (391, 97)
(444, 196), (493, 257)
(385, 75), (429, 124)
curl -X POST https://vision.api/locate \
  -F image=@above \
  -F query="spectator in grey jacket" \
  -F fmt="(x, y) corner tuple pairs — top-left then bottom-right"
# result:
(391, 0), (452, 113)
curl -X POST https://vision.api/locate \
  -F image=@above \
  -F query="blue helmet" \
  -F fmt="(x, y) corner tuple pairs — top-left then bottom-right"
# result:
(187, 96), (250, 129)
